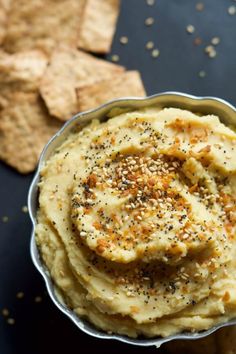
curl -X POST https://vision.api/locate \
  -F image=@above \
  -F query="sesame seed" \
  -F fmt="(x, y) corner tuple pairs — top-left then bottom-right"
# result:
(16, 292), (24, 299)
(2, 216), (9, 223)
(80, 231), (87, 237)
(21, 205), (28, 213)
(186, 25), (195, 34)
(228, 5), (236, 15)
(7, 318), (15, 325)
(196, 2), (204, 11)
(2, 308), (9, 317)
(146, 0), (155, 5)
(199, 70), (206, 78)
(152, 49), (160, 58)
(211, 37), (220, 46)
(34, 296), (42, 303)
(111, 54), (120, 62)
(205, 45), (217, 58)
(120, 36), (128, 44)
(126, 291), (135, 297)
(145, 17), (155, 26)
(209, 49), (217, 58)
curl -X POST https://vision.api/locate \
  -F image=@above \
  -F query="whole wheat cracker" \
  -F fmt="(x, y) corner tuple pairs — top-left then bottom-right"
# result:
(40, 46), (125, 121)
(0, 50), (48, 109)
(78, 0), (120, 54)
(3, 0), (85, 54)
(0, 50), (48, 85)
(0, 93), (62, 173)
(76, 70), (146, 112)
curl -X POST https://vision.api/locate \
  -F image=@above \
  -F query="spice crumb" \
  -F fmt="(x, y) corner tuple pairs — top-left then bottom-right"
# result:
(145, 17), (155, 26)
(186, 25), (195, 34)
(119, 36), (128, 45)
(193, 37), (202, 46)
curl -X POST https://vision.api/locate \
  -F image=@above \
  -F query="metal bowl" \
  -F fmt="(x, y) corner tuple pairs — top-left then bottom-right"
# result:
(28, 92), (236, 348)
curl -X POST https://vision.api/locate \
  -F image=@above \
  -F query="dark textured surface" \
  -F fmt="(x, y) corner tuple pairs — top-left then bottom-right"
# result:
(0, 1), (235, 353)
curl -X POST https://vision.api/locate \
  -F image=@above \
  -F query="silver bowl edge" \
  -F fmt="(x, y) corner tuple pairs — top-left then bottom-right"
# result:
(28, 91), (236, 347)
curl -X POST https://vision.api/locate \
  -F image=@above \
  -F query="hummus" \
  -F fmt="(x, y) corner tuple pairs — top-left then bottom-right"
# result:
(36, 107), (236, 338)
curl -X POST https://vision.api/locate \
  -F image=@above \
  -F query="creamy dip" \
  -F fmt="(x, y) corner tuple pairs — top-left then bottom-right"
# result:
(36, 107), (236, 338)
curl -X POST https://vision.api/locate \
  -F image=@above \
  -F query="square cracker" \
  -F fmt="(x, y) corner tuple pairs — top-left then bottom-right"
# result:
(3, 0), (85, 54)
(76, 70), (146, 112)
(0, 93), (62, 173)
(0, 50), (48, 109)
(39, 46), (125, 121)
(78, 0), (120, 54)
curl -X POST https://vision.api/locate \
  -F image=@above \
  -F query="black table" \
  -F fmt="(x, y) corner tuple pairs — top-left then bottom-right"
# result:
(1, 1), (235, 353)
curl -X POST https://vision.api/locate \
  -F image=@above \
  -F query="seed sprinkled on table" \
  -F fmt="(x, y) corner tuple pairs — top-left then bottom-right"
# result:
(111, 54), (120, 62)
(146, 0), (155, 5)
(196, 2), (204, 11)
(2, 216), (9, 223)
(7, 318), (15, 325)
(211, 37), (220, 45)
(21, 205), (28, 213)
(119, 36), (128, 45)
(199, 70), (206, 78)
(2, 308), (9, 317)
(186, 25), (195, 34)
(146, 41), (154, 50)
(205, 45), (217, 58)
(145, 17), (155, 26)
(228, 5), (236, 15)
(34, 296), (42, 303)
(16, 291), (24, 299)
(151, 49), (160, 58)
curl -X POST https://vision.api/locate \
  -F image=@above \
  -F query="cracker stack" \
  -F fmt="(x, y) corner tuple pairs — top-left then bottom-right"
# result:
(0, 0), (146, 173)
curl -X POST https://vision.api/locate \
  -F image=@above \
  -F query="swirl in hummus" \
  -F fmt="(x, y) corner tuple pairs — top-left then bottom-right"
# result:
(36, 107), (236, 338)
